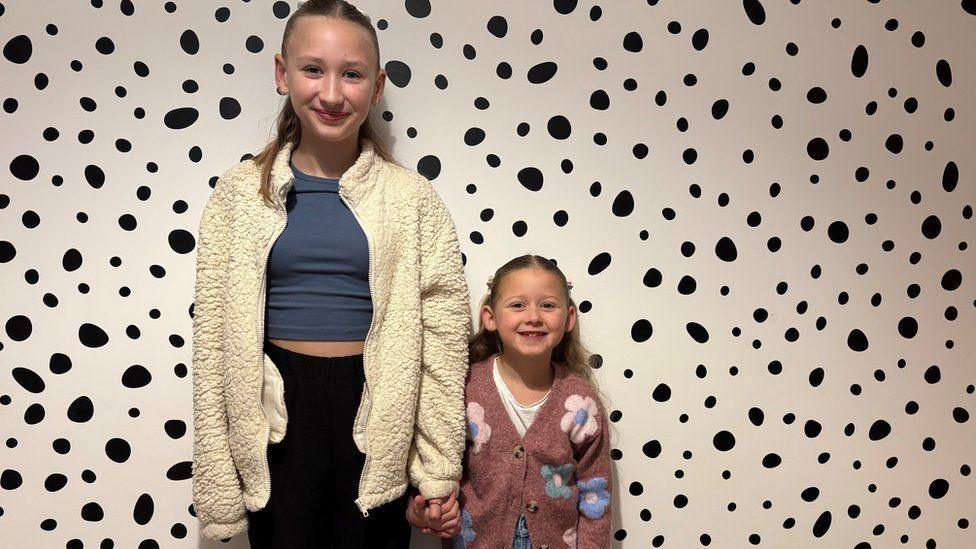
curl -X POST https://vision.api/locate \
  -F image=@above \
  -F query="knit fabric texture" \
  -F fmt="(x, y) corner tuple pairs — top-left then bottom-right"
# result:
(447, 355), (612, 548)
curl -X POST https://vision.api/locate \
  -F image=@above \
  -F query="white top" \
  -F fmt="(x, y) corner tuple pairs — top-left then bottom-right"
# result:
(492, 357), (551, 437)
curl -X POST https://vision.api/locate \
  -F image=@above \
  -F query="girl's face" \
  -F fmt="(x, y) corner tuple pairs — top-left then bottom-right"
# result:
(274, 16), (386, 148)
(481, 268), (577, 363)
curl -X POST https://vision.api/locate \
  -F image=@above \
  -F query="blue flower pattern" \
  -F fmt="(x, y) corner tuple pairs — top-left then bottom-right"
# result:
(541, 464), (574, 499)
(575, 407), (588, 426)
(577, 476), (611, 520)
(452, 507), (476, 549)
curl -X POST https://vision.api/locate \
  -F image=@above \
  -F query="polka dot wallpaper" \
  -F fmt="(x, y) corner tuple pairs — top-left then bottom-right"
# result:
(1, 0), (974, 547)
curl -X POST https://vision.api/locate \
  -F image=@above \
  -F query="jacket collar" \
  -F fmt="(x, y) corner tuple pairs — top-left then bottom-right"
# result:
(268, 138), (379, 209)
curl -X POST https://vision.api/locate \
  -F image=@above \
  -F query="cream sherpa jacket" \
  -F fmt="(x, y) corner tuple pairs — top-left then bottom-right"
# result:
(191, 139), (470, 540)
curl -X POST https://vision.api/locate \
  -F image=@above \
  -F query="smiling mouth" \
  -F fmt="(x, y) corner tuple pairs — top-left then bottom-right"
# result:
(518, 331), (548, 338)
(314, 109), (349, 121)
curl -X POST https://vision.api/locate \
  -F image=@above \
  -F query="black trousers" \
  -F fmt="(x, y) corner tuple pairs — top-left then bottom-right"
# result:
(247, 340), (411, 549)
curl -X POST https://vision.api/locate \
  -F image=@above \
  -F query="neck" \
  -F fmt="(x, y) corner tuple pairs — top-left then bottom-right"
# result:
(291, 131), (361, 179)
(497, 351), (554, 390)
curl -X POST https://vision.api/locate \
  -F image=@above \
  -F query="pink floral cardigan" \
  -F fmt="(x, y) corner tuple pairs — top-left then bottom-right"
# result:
(446, 355), (612, 548)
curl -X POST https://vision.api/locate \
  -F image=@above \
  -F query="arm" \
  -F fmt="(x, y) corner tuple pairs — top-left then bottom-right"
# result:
(574, 396), (613, 548)
(190, 179), (248, 540)
(407, 180), (472, 500)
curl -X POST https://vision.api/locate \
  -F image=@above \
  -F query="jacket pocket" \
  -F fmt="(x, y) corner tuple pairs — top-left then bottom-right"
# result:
(262, 353), (288, 444)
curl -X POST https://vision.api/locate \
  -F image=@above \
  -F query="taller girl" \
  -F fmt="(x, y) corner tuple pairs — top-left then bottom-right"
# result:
(190, 1), (470, 547)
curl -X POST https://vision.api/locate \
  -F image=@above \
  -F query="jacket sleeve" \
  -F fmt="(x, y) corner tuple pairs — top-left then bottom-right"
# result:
(574, 392), (613, 548)
(190, 178), (249, 540)
(407, 180), (471, 499)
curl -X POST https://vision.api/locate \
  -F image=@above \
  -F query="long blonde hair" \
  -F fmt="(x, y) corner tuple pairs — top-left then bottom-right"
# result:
(252, 0), (396, 206)
(470, 255), (598, 385)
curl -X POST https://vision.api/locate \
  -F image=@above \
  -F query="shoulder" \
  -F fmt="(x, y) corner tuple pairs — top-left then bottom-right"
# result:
(464, 356), (495, 393)
(555, 365), (604, 409)
(375, 157), (446, 206)
(377, 158), (426, 190)
(213, 156), (262, 197)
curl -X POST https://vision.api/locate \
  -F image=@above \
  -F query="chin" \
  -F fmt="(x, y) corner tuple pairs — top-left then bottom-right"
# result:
(509, 346), (552, 359)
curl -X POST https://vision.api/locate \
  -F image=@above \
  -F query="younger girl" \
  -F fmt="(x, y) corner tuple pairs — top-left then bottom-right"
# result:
(419, 255), (613, 547)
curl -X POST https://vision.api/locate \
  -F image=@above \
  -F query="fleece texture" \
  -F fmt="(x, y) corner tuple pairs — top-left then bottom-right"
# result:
(447, 356), (612, 548)
(191, 139), (471, 540)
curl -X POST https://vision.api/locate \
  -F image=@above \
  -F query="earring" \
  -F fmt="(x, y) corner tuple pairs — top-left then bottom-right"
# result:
(277, 88), (286, 96)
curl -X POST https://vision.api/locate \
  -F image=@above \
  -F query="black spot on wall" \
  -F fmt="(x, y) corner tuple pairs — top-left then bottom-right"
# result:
(851, 45), (868, 77)
(67, 396), (94, 422)
(416, 155), (441, 180)
(122, 365), (152, 388)
(517, 167), (543, 191)
(179, 30), (199, 55)
(79, 323), (109, 348)
(527, 62), (558, 84)
(612, 191), (634, 217)
(406, 0), (432, 18)
(384, 60), (412, 87)
(133, 493), (154, 525)
(6, 315), (32, 341)
(936, 59), (952, 87)
(219, 97), (241, 120)
(3, 35), (32, 64)
(164, 108), (199, 130)
(10, 155), (40, 181)
(623, 31), (643, 52)
(12, 367), (44, 393)
(743, 0), (766, 25)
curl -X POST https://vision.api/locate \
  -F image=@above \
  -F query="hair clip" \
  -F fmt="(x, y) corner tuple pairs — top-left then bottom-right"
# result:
(566, 279), (574, 290)
(486, 274), (495, 289)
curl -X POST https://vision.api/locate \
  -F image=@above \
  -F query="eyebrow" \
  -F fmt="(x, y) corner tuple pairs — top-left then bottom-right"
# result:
(296, 55), (368, 68)
(503, 294), (562, 302)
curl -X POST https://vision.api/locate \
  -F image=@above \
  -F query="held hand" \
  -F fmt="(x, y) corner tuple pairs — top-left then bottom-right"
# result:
(428, 492), (461, 531)
(406, 493), (431, 529)
(411, 492), (461, 538)
(435, 493), (461, 537)
(426, 497), (443, 523)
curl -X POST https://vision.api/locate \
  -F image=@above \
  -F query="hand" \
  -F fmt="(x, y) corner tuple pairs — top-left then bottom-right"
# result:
(407, 492), (461, 538)
(427, 492), (461, 538)
(406, 492), (431, 529)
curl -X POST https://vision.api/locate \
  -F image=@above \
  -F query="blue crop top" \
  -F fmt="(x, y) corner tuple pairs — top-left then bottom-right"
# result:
(263, 163), (373, 341)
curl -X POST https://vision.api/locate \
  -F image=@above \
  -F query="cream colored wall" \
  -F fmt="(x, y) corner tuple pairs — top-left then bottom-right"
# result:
(1, 0), (973, 547)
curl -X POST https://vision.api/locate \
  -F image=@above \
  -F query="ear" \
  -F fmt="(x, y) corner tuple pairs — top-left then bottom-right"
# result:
(564, 305), (577, 333)
(371, 68), (387, 107)
(274, 53), (288, 94)
(480, 305), (497, 332)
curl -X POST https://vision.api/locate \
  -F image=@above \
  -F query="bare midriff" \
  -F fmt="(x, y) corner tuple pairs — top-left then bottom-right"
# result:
(268, 339), (365, 357)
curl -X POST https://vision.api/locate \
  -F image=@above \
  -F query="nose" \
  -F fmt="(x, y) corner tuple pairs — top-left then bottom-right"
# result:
(525, 307), (542, 324)
(319, 75), (343, 108)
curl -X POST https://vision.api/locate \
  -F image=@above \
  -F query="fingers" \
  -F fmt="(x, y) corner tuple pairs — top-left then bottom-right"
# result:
(411, 494), (426, 513)
(407, 494), (429, 528)
(428, 500), (442, 521)
(439, 503), (459, 523)
(439, 517), (460, 532)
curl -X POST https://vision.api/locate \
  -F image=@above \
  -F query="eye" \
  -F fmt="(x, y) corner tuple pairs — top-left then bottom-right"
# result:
(344, 70), (363, 79)
(303, 66), (322, 75)
(541, 303), (557, 309)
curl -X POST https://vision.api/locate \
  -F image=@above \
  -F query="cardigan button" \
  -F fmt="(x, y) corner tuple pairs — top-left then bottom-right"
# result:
(514, 444), (525, 458)
(526, 500), (538, 513)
